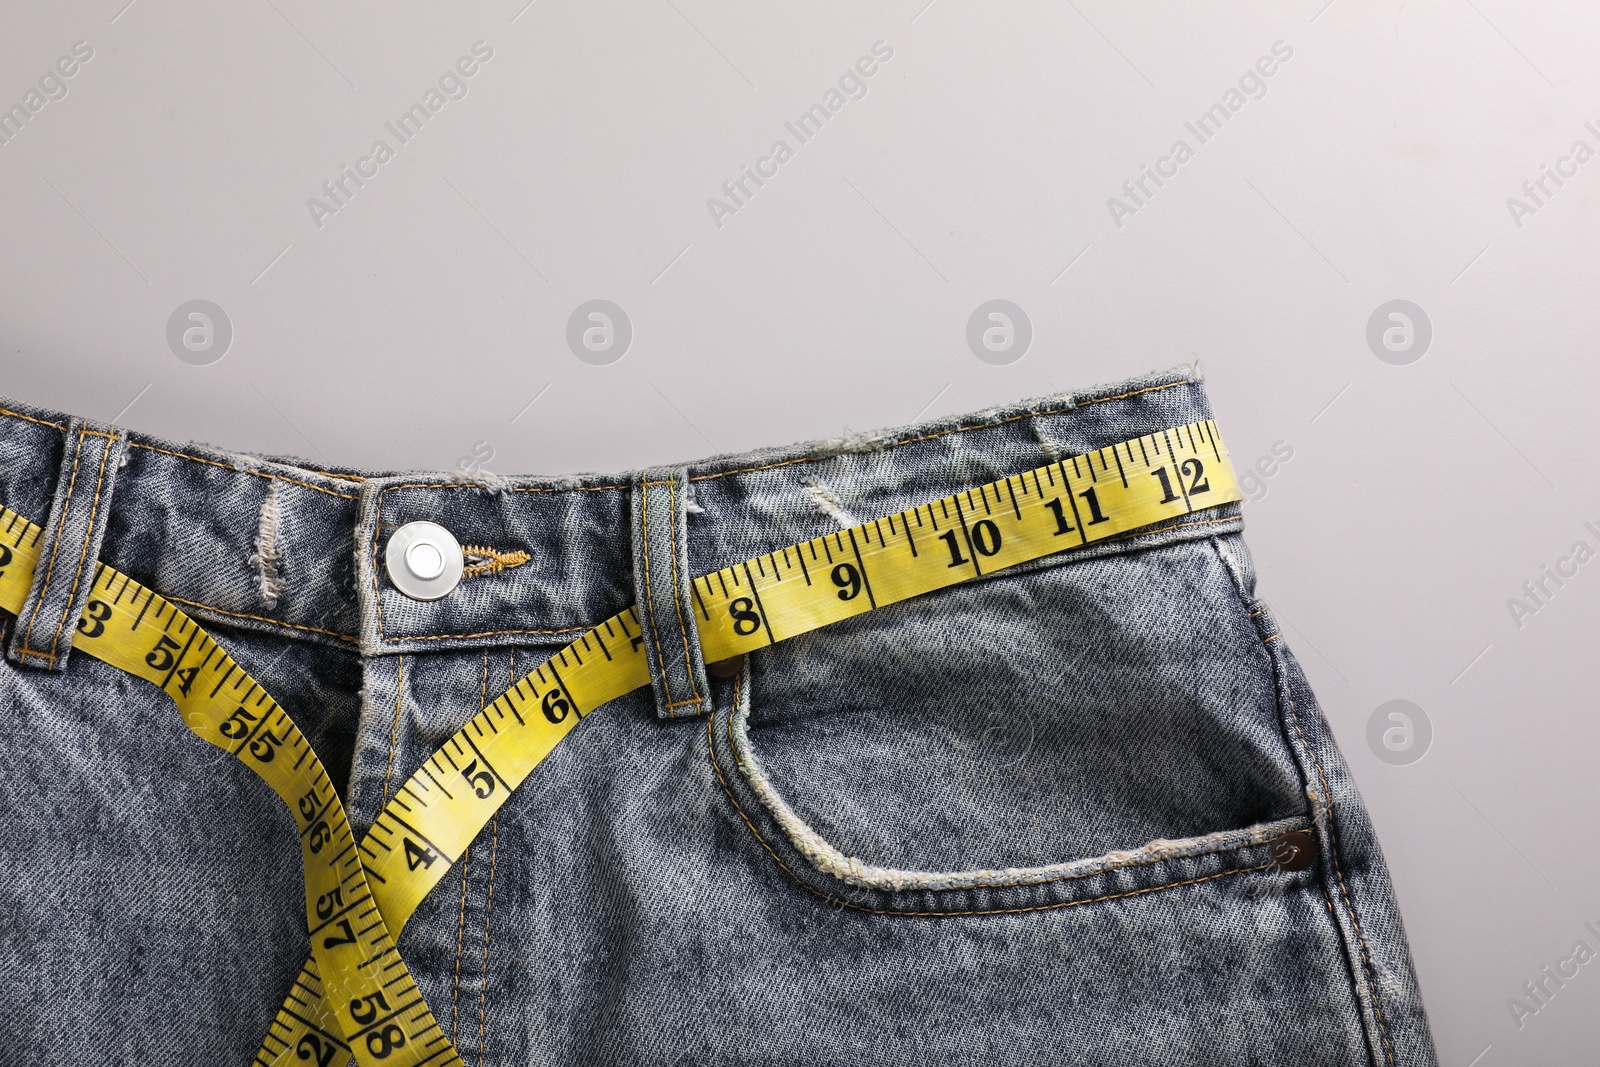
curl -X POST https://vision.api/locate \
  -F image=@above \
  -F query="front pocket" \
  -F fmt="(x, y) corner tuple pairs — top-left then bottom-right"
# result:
(707, 534), (1315, 916)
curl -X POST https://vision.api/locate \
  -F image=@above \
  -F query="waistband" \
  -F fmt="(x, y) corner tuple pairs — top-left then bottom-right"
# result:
(0, 365), (1241, 659)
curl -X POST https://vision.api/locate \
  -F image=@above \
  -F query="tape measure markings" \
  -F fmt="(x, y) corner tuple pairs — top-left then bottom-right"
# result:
(248, 417), (1240, 1065)
(0, 523), (461, 1067)
(0, 418), (1239, 1067)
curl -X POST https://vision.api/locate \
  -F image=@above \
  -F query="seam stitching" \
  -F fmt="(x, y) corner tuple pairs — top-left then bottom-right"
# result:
(475, 649), (507, 1067)
(21, 427), (88, 661)
(364, 417), (1226, 647)
(476, 813), (500, 1065)
(1236, 586), (1396, 1067)
(449, 842), (472, 1044)
(386, 625), (592, 642)
(380, 656), (404, 806)
(449, 649), (491, 1047)
(667, 475), (702, 708)
(369, 508), (1236, 649)
(0, 407), (68, 432)
(384, 481), (629, 494)
(302, 467), (364, 483)
(1276, 641), (1398, 1066)
(46, 432), (117, 662)
(162, 594), (358, 642)
(688, 381), (1189, 482)
(371, 492), (390, 642)
(4, 380), (1185, 495)
(709, 672), (1278, 916)
(639, 477), (678, 712)
(125, 442), (359, 499)
(725, 673), (1295, 893)
(372, 486), (593, 644)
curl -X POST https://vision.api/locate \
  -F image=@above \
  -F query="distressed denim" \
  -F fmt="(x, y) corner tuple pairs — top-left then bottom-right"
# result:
(0, 366), (1437, 1066)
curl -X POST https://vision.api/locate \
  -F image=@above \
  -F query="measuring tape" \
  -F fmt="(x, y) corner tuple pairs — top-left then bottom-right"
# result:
(0, 419), (1238, 1065)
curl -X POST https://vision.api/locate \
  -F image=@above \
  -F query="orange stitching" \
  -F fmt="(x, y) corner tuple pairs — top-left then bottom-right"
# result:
(0, 406), (68, 432)
(664, 696), (705, 709)
(1076, 380), (1191, 407)
(366, 381), (1189, 493)
(460, 545), (531, 580)
(667, 476), (702, 707)
(450, 649), (491, 1045)
(21, 428), (87, 658)
(161, 594), (358, 642)
(475, 812), (500, 1064)
(126, 442), (359, 500)
(640, 478), (678, 711)
(1188, 534), (1396, 1066)
(370, 485), (604, 644)
(1275, 650), (1398, 1066)
(709, 673), (1280, 916)
(688, 381), (1191, 482)
(387, 625), (592, 642)
(380, 656), (404, 806)
(369, 513), (1236, 649)
(449, 841), (472, 1043)
(23, 385), (1200, 578)
(1233, 572), (1397, 1067)
(380, 480), (628, 494)
(475, 650), (508, 1067)
(47, 432), (117, 661)
(365, 384), (1211, 646)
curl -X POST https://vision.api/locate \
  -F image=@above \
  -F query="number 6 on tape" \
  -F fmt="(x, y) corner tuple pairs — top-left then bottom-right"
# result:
(0, 419), (1241, 1066)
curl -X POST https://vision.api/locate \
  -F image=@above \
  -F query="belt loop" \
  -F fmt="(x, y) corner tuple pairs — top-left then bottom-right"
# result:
(630, 466), (712, 719)
(7, 417), (128, 672)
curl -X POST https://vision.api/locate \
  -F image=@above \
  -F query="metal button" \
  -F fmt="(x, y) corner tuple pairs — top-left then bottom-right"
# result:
(385, 521), (464, 601)
(707, 655), (745, 679)
(1270, 829), (1319, 872)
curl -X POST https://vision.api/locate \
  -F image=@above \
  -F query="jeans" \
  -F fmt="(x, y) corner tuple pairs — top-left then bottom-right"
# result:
(0, 365), (1437, 1065)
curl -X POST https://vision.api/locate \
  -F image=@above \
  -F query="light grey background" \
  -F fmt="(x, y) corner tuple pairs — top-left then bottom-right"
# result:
(3, 1), (1597, 1062)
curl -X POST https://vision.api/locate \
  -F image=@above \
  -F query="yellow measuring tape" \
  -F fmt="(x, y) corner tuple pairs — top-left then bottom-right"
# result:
(0, 420), (1238, 1065)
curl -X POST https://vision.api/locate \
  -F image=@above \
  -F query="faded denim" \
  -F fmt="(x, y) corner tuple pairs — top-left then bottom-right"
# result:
(0, 366), (1437, 1065)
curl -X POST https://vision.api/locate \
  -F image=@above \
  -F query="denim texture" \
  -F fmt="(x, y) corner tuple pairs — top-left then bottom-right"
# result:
(6, 416), (127, 672)
(0, 366), (1437, 1065)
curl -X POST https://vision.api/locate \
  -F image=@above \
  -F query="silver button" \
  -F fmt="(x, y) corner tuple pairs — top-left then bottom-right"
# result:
(385, 521), (464, 601)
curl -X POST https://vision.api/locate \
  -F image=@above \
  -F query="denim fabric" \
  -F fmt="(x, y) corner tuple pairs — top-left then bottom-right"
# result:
(630, 466), (714, 719)
(6, 416), (127, 672)
(0, 366), (1438, 1065)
